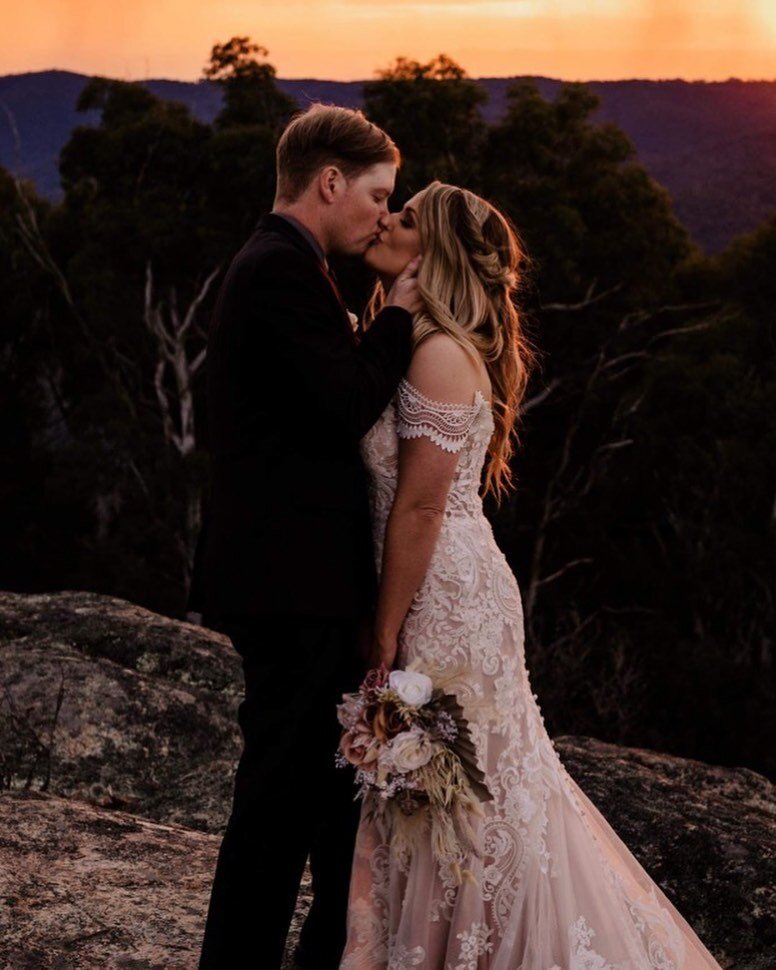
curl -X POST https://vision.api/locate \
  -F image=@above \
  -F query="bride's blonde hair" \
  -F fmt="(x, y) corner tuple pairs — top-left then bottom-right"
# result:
(365, 181), (537, 504)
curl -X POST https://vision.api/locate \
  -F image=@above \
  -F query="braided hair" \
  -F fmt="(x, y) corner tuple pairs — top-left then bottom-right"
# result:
(367, 181), (537, 503)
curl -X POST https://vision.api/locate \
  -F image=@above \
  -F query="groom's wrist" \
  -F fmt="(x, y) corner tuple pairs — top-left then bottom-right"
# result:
(376, 304), (413, 326)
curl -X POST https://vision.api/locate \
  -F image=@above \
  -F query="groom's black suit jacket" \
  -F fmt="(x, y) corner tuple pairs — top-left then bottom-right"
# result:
(185, 213), (413, 628)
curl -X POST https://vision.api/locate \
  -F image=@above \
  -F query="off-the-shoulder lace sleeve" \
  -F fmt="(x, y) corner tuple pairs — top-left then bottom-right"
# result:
(396, 377), (480, 453)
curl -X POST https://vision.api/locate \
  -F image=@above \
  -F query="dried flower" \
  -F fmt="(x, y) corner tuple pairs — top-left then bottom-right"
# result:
(370, 699), (407, 742)
(390, 727), (437, 772)
(340, 728), (379, 767)
(337, 663), (493, 883)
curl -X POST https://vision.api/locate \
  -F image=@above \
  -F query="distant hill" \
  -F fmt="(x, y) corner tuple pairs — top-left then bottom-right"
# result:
(1, 70), (774, 254)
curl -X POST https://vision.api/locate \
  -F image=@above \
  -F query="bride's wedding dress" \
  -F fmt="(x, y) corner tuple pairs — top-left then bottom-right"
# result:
(340, 377), (722, 969)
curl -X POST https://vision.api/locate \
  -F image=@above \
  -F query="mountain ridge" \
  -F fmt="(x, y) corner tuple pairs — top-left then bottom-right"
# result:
(2, 69), (775, 253)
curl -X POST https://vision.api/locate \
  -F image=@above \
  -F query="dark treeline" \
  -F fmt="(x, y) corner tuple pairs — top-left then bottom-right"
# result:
(1, 39), (773, 779)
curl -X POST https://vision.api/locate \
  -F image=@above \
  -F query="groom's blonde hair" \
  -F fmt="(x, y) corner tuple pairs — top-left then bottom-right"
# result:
(275, 103), (400, 203)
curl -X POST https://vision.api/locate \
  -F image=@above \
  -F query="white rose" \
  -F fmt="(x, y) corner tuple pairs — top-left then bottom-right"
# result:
(390, 727), (435, 773)
(389, 669), (433, 707)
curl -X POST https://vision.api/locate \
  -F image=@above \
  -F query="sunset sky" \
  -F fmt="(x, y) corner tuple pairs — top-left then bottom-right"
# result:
(4, 1), (776, 82)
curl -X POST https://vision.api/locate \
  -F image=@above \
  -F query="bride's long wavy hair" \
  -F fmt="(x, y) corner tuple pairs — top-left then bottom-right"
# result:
(364, 181), (538, 504)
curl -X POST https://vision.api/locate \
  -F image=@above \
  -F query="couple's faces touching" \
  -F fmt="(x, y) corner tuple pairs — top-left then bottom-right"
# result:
(320, 161), (394, 256)
(364, 189), (423, 280)
(319, 162), (422, 275)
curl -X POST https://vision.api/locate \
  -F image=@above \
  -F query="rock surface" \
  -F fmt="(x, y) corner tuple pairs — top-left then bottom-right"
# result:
(0, 590), (242, 833)
(0, 789), (218, 969)
(1, 590), (774, 968)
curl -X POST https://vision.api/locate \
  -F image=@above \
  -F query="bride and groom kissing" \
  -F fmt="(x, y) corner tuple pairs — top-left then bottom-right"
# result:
(189, 104), (722, 970)
(189, 101), (425, 968)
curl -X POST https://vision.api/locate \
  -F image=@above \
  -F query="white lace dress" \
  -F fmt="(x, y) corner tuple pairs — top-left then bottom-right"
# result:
(339, 377), (722, 970)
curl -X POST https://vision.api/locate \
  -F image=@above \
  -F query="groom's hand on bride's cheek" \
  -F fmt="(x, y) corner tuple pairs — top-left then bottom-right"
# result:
(385, 254), (423, 316)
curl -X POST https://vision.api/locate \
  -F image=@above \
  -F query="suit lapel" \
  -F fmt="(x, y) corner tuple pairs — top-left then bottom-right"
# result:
(256, 213), (357, 344)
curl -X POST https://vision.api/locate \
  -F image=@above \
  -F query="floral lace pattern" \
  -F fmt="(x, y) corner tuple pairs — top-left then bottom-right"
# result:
(395, 377), (484, 453)
(339, 378), (721, 969)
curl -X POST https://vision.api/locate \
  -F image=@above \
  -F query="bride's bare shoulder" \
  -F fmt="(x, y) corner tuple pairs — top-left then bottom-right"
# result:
(405, 332), (490, 404)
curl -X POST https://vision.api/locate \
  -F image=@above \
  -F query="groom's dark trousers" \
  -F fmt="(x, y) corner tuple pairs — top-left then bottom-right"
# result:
(188, 213), (413, 968)
(197, 612), (364, 969)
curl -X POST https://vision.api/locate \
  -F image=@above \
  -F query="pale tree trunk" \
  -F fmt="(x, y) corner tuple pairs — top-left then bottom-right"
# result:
(143, 261), (221, 583)
(14, 171), (221, 596)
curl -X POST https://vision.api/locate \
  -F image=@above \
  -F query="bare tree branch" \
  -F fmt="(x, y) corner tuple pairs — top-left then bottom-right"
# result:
(12, 178), (141, 423)
(535, 557), (595, 589)
(538, 278), (624, 312)
(523, 295), (720, 639)
(521, 378), (561, 413)
(143, 261), (220, 458)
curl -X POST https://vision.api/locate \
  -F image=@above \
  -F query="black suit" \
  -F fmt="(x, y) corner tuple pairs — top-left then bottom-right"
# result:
(187, 212), (412, 627)
(193, 213), (413, 969)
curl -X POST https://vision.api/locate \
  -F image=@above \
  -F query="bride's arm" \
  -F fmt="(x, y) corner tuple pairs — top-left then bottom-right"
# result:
(371, 333), (482, 668)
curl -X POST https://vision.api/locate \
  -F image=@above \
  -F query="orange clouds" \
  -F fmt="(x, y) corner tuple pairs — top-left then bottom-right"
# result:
(1, 0), (774, 82)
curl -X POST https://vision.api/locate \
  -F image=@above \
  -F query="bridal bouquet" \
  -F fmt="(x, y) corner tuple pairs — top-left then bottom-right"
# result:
(335, 659), (493, 885)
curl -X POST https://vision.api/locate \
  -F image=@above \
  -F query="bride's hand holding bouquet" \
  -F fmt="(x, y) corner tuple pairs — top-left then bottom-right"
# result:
(336, 658), (493, 886)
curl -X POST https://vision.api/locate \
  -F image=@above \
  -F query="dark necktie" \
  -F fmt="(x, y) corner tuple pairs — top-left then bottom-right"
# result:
(322, 262), (347, 311)
(323, 262), (362, 342)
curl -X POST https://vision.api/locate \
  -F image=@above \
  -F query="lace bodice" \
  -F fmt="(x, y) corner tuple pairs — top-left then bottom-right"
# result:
(361, 377), (495, 546)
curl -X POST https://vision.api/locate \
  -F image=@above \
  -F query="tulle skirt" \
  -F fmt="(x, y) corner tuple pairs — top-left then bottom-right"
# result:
(340, 622), (722, 969)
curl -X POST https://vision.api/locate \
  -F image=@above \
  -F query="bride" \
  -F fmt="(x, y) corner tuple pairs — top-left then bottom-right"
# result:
(338, 182), (723, 969)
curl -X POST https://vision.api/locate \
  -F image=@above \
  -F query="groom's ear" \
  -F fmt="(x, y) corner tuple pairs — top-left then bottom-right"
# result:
(318, 165), (347, 204)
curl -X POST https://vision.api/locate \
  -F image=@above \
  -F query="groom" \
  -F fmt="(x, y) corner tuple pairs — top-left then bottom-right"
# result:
(188, 103), (419, 969)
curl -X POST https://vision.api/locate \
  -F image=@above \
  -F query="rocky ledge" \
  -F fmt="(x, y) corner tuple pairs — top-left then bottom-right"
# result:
(1, 590), (774, 968)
